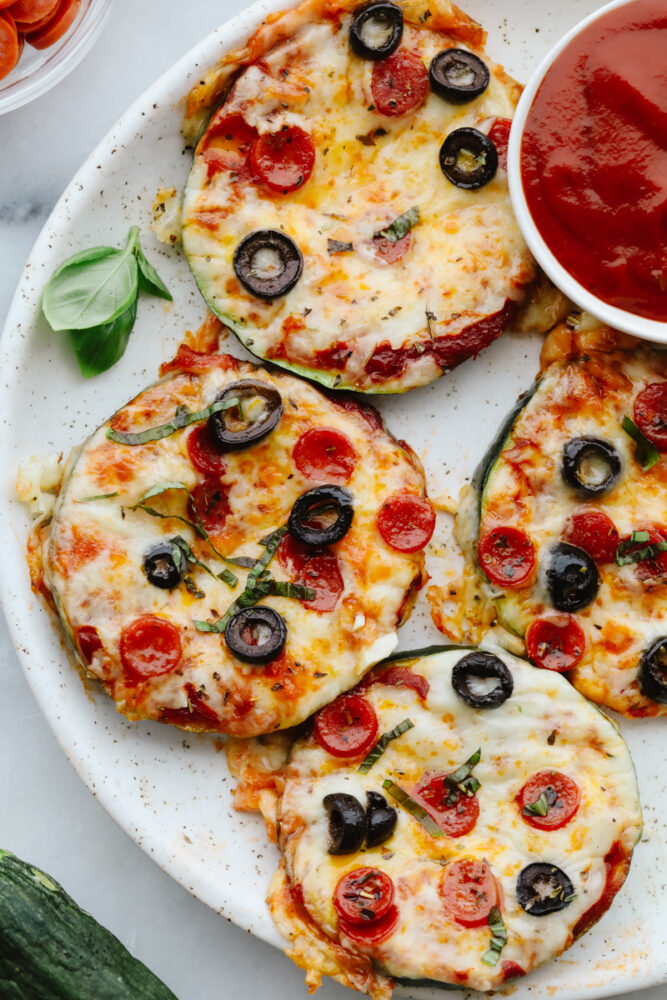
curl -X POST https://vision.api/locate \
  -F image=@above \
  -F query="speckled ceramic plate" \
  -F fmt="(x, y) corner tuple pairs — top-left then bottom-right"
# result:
(0, 2), (664, 998)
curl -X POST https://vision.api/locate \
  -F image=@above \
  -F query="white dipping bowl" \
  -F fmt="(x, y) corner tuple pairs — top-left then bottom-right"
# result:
(507, 0), (667, 345)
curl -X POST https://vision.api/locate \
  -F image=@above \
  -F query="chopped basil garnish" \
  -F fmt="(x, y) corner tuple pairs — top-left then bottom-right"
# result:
(481, 907), (508, 967)
(218, 568), (240, 588)
(622, 415), (660, 471)
(376, 206), (420, 243)
(358, 719), (415, 774)
(269, 581), (316, 600)
(171, 535), (237, 589)
(522, 785), (558, 817)
(129, 481), (234, 568)
(107, 396), (240, 446)
(184, 576), (205, 599)
(74, 492), (120, 503)
(445, 748), (482, 801)
(615, 530), (667, 566)
(382, 779), (444, 838)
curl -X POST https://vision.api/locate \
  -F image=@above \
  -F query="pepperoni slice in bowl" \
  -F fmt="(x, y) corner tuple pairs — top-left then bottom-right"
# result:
(377, 493), (435, 552)
(292, 427), (357, 483)
(371, 49), (429, 117)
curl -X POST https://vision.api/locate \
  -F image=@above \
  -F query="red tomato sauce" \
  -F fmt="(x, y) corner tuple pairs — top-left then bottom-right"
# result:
(521, 0), (667, 321)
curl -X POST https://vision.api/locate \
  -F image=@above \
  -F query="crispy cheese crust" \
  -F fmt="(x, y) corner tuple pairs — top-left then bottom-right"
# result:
(32, 352), (427, 736)
(181, 0), (537, 393)
(454, 323), (667, 717)
(232, 647), (641, 994)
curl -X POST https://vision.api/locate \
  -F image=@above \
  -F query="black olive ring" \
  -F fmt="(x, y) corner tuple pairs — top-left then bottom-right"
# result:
(638, 637), (667, 704)
(439, 127), (498, 190)
(209, 379), (283, 451)
(517, 863), (575, 917)
(288, 485), (354, 547)
(561, 437), (621, 497)
(349, 0), (403, 60)
(429, 49), (490, 104)
(547, 542), (599, 613)
(452, 651), (514, 709)
(225, 606), (287, 664)
(323, 793), (367, 854)
(233, 230), (303, 299)
(143, 539), (187, 590)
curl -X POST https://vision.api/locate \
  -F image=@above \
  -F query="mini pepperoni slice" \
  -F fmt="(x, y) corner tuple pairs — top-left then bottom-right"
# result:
(371, 49), (429, 117)
(187, 479), (230, 534)
(377, 493), (435, 552)
(619, 525), (667, 580)
(201, 111), (257, 179)
(414, 774), (479, 837)
(478, 525), (536, 588)
(10, 0), (57, 23)
(120, 615), (182, 681)
(517, 770), (581, 830)
(314, 693), (379, 758)
(488, 117), (512, 172)
(276, 534), (344, 612)
(374, 665), (429, 699)
(338, 906), (399, 945)
(440, 857), (499, 928)
(334, 868), (394, 924)
(187, 423), (227, 477)
(634, 382), (667, 451)
(563, 508), (619, 564)
(525, 612), (586, 672)
(0, 13), (18, 80)
(250, 125), (315, 193)
(76, 625), (103, 665)
(292, 427), (357, 484)
(26, 0), (80, 49)
(373, 231), (412, 264)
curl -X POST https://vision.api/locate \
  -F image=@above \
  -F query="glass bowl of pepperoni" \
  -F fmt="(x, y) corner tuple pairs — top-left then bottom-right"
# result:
(0, 0), (113, 115)
(507, 0), (667, 344)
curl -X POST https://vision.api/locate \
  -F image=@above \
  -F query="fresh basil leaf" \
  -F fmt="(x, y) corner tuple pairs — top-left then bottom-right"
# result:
(358, 719), (414, 774)
(107, 395), (240, 445)
(382, 779), (444, 837)
(74, 492), (120, 503)
(42, 227), (140, 331)
(622, 415), (660, 471)
(376, 206), (420, 243)
(68, 297), (137, 378)
(134, 242), (173, 301)
(481, 906), (508, 966)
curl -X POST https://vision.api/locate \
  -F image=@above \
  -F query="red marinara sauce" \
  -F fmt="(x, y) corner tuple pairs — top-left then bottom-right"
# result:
(521, 0), (667, 322)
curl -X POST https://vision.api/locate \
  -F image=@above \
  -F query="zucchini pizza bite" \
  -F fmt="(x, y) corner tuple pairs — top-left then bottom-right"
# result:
(454, 321), (667, 718)
(229, 645), (641, 995)
(28, 349), (433, 736)
(179, 0), (542, 393)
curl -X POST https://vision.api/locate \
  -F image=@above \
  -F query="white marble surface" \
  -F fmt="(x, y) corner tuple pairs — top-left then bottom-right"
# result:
(0, 2), (663, 999)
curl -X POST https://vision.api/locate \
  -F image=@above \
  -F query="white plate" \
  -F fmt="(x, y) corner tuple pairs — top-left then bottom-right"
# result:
(0, 2), (664, 998)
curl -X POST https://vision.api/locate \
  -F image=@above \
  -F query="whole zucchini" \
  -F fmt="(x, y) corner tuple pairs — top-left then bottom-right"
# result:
(0, 850), (179, 1000)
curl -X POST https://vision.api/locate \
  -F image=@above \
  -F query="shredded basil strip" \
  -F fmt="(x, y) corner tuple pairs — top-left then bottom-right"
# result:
(171, 536), (237, 590)
(481, 907), (508, 967)
(522, 785), (557, 817)
(358, 719), (415, 774)
(74, 492), (119, 502)
(445, 748), (482, 798)
(382, 779), (444, 838)
(622, 415), (660, 471)
(270, 581), (316, 600)
(615, 530), (667, 567)
(376, 206), (420, 243)
(107, 396), (240, 446)
(184, 576), (205, 599)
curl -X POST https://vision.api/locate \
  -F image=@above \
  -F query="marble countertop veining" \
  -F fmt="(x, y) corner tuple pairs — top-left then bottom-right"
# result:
(0, 2), (662, 999)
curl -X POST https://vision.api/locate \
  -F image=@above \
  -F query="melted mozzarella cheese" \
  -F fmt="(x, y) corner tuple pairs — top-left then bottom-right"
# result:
(271, 647), (642, 992)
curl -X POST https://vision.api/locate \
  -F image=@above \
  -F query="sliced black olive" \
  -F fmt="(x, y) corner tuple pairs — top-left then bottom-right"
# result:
(429, 49), (490, 104)
(233, 230), (303, 299)
(143, 539), (187, 590)
(547, 543), (599, 612)
(517, 863), (575, 916)
(323, 793), (367, 854)
(225, 606), (287, 664)
(561, 437), (621, 497)
(365, 791), (397, 848)
(349, 0), (403, 60)
(452, 651), (514, 709)
(638, 637), (667, 703)
(288, 485), (354, 547)
(439, 128), (498, 190)
(209, 379), (283, 450)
